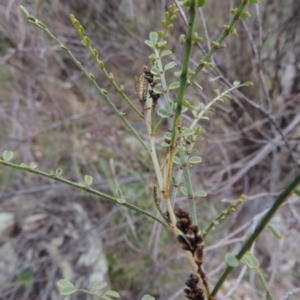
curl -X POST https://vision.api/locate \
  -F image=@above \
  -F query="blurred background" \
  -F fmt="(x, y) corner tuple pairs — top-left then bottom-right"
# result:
(0, 0), (300, 299)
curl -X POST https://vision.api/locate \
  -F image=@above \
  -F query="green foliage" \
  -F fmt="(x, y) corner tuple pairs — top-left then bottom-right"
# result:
(57, 279), (76, 296)
(267, 223), (282, 240)
(18, 268), (33, 289)
(84, 174), (93, 186)
(2, 150), (13, 162)
(141, 295), (155, 300)
(0, 2), (297, 300)
(241, 251), (260, 269)
(57, 279), (121, 299)
(225, 253), (239, 268)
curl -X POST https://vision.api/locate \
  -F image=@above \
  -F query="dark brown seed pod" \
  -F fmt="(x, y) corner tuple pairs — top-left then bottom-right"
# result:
(144, 74), (153, 83)
(184, 274), (205, 300)
(185, 273), (199, 287)
(177, 235), (191, 251)
(143, 65), (153, 76)
(190, 224), (200, 235)
(194, 246), (204, 264)
(195, 235), (204, 248)
(186, 228), (196, 241)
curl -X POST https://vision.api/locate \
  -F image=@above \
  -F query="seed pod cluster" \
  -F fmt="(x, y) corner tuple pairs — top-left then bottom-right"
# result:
(175, 208), (206, 300)
(184, 274), (205, 300)
(175, 208), (204, 265)
(143, 65), (160, 105)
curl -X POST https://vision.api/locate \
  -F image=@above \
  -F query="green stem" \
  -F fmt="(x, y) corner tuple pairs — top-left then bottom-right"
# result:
(211, 172), (300, 296)
(62, 49), (148, 152)
(190, 83), (250, 129)
(165, 0), (196, 202)
(100, 67), (142, 118)
(154, 49), (173, 117)
(20, 9), (148, 152)
(189, 0), (249, 85)
(256, 269), (274, 300)
(170, 169), (182, 207)
(144, 92), (164, 191)
(203, 194), (247, 238)
(153, 117), (165, 133)
(0, 160), (167, 227)
(178, 139), (197, 224)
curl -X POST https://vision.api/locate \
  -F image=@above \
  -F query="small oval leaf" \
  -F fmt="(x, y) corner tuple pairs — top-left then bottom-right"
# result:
(116, 198), (126, 204)
(161, 50), (172, 57)
(145, 40), (154, 48)
(194, 191), (207, 197)
(29, 162), (37, 169)
(241, 251), (259, 269)
(141, 295), (155, 300)
(153, 86), (164, 94)
(92, 281), (107, 291)
(188, 156), (202, 164)
(200, 116), (209, 120)
(56, 168), (63, 176)
(57, 279), (75, 289)
(157, 108), (169, 118)
(182, 99), (193, 108)
(149, 53), (156, 60)
(60, 287), (77, 295)
(169, 81), (180, 90)
(177, 145), (186, 152)
(3, 151), (13, 162)
(164, 132), (172, 139)
(181, 128), (194, 136)
(149, 32), (158, 44)
(267, 224), (282, 240)
(173, 156), (182, 164)
(171, 177), (177, 184)
(150, 67), (160, 75)
(157, 41), (167, 48)
(19, 5), (29, 16)
(116, 188), (123, 199)
(104, 290), (120, 298)
(225, 253), (239, 267)
(180, 187), (188, 196)
(161, 142), (170, 147)
(84, 175), (93, 186)
(164, 62), (177, 71)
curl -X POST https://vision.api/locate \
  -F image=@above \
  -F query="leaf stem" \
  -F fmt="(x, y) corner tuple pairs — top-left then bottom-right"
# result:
(0, 160), (167, 227)
(20, 8), (148, 152)
(165, 0), (197, 207)
(211, 172), (300, 296)
(178, 139), (197, 224)
(189, 0), (249, 85)
(154, 49), (173, 117)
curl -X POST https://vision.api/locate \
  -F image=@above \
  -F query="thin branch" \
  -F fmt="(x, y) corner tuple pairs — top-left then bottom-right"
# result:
(279, 288), (300, 300)
(0, 159), (167, 227)
(211, 172), (300, 296)
(165, 0), (197, 207)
